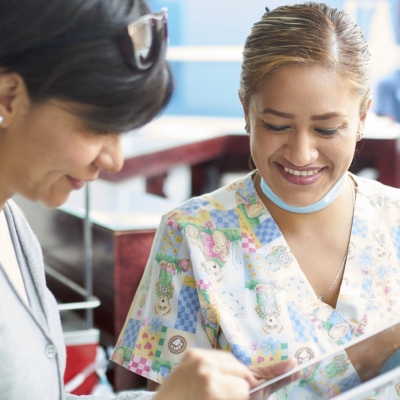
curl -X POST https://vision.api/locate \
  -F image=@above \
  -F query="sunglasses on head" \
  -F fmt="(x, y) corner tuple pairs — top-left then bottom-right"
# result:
(0, 7), (168, 72)
(117, 8), (168, 71)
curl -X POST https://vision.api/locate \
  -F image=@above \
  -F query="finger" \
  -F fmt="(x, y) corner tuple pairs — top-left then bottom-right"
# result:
(266, 368), (302, 394)
(186, 349), (256, 383)
(208, 373), (251, 400)
(210, 351), (259, 388)
(248, 358), (297, 385)
(249, 363), (301, 399)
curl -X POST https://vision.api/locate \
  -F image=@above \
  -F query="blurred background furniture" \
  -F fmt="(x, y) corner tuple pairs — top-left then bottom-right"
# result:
(102, 113), (400, 197)
(14, 190), (179, 391)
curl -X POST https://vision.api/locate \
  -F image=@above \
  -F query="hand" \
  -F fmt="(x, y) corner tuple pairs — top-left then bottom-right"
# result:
(249, 359), (301, 399)
(153, 349), (254, 400)
(153, 349), (298, 400)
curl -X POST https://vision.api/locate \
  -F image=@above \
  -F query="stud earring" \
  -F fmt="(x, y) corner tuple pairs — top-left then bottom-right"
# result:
(357, 130), (363, 141)
(0, 115), (3, 125)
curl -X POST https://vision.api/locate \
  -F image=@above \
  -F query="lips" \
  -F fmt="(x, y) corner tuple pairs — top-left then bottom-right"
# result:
(277, 163), (325, 185)
(283, 167), (321, 177)
(67, 176), (88, 190)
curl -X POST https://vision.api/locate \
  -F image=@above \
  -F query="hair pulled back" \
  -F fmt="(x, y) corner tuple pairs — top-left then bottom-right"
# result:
(240, 2), (371, 113)
(0, 0), (173, 133)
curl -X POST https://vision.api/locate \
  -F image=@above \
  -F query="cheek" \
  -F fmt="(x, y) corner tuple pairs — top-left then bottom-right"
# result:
(250, 132), (280, 161)
(322, 136), (356, 159)
(52, 142), (96, 169)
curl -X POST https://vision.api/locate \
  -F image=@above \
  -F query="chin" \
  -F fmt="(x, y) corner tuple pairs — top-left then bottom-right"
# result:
(40, 193), (71, 209)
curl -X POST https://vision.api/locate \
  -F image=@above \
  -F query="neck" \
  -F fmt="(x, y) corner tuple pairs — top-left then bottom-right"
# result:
(260, 173), (347, 214)
(255, 172), (354, 229)
(0, 148), (13, 211)
(0, 175), (12, 211)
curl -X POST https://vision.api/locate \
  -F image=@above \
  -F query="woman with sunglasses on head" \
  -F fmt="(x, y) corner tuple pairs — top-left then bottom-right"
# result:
(114, 1), (400, 398)
(0, 0), (297, 399)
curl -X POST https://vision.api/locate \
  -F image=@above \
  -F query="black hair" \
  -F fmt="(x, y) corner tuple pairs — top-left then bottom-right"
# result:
(0, 0), (174, 133)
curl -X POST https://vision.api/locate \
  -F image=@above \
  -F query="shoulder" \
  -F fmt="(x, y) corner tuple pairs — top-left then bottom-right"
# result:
(165, 172), (256, 222)
(4, 200), (43, 257)
(3, 199), (30, 229)
(354, 175), (400, 207)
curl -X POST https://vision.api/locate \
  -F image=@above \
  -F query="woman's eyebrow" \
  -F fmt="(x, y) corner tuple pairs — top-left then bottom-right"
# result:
(260, 109), (347, 120)
(261, 108), (295, 119)
(310, 112), (347, 121)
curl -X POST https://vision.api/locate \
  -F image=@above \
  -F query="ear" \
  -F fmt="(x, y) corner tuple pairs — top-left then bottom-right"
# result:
(0, 72), (30, 128)
(358, 97), (372, 139)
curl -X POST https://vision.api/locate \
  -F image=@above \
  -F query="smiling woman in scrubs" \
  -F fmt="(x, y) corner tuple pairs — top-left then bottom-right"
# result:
(0, 0), (296, 399)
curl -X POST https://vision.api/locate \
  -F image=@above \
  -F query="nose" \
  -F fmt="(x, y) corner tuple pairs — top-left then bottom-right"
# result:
(283, 131), (318, 167)
(94, 134), (124, 174)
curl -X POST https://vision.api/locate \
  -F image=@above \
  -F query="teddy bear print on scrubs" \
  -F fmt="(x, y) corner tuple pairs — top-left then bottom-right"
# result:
(248, 283), (283, 334)
(211, 230), (230, 262)
(201, 259), (223, 282)
(373, 229), (391, 260)
(235, 191), (264, 219)
(265, 245), (293, 272)
(226, 180), (246, 192)
(186, 223), (235, 282)
(186, 224), (205, 252)
(154, 260), (176, 317)
(187, 224), (231, 263)
(198, 289), (219, 347)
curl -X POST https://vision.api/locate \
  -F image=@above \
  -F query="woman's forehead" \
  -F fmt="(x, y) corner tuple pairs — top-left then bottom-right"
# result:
(256, 64), (355, 94)
(248, 65), (361, 115)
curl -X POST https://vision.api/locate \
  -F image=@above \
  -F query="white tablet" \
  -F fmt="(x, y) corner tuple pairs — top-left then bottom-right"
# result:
(334, 365), (400, 400)
(249, 318), (400, 399)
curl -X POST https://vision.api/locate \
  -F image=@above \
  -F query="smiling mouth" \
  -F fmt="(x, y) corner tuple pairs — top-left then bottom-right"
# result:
(67, 176), (90, 190)
(283, 167), (322, 177)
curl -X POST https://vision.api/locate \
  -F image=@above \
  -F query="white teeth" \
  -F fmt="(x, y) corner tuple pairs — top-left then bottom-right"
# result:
(284, 167), (320, 176)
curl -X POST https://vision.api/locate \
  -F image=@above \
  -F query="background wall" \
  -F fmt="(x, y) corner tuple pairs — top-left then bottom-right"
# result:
(146, 0), (400, 118)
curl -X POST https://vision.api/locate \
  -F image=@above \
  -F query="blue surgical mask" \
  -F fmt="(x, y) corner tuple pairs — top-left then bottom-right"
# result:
(259, 173), (347, 214)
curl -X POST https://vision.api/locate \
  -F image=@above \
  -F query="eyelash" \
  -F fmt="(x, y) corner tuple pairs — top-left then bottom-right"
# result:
(263, 122), (341, 136)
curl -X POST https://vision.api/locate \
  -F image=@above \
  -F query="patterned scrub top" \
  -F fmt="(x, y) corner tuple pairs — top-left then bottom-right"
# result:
(111, 171), (400, 398)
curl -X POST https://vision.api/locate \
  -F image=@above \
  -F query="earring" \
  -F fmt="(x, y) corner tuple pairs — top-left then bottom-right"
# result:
(0, 115), (3, 125)
(357, 130), (363, 141)
(244, 122), (250, 133)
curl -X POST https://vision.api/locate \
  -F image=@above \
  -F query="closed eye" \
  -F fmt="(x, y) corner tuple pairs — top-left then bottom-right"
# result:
(263, 122), (342, 136)
(315, 127), (341, 136)
(263, 122), (290, 132)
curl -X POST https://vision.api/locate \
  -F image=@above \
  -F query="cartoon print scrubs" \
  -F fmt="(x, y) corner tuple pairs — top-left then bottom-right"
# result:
(112, 171), (400, 398)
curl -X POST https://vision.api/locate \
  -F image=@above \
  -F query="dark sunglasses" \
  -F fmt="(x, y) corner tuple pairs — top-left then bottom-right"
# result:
(0, 8), (168, 72)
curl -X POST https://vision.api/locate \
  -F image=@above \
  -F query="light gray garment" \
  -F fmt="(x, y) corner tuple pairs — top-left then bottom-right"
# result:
(0, 200), (155, 400)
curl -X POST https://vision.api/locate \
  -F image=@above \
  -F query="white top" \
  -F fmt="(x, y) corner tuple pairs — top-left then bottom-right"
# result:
(0, 210), (29, 305)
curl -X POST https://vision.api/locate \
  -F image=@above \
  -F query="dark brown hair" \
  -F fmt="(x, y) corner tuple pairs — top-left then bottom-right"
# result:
(0, 0), (174, 133)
